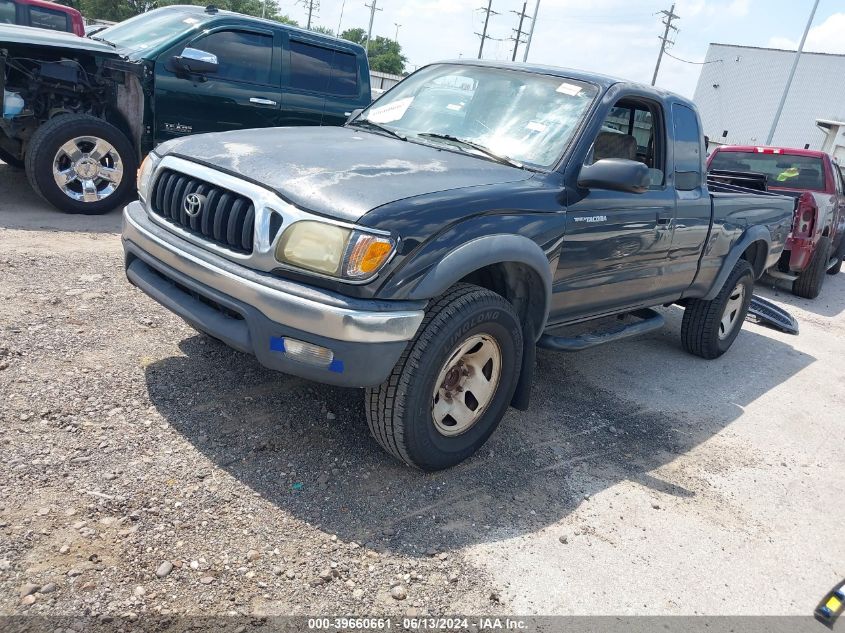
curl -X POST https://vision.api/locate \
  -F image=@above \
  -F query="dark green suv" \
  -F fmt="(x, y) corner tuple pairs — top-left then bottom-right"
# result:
(0, 5), (370, 214)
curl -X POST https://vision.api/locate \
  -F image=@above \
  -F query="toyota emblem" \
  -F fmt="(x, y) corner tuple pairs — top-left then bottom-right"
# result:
(183, 193), (206, 217)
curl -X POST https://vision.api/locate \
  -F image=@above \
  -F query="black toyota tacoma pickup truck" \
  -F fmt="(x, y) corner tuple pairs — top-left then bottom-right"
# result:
(122, 61), (794, 470)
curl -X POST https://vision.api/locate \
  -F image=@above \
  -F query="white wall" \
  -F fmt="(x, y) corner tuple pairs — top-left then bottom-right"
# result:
(693, 44), (845, 150)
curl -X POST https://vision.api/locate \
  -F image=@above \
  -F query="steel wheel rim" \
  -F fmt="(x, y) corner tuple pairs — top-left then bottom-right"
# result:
(431, 333), (502, 437)
(719, 281), (746, 340)
(52, 136), (123, 202)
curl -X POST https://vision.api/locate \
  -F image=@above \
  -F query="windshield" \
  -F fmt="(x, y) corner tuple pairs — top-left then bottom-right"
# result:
(96, 9), (206, 53)
(356, 64), (598, 169)
(710, 151), (825, 191)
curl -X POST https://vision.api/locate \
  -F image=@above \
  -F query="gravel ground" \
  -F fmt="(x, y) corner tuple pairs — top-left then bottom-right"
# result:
(1, 161), (843, 622)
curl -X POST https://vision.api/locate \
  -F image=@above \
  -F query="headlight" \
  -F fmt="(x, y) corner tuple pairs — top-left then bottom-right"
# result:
(275, 220), (395, 280)
(136, 152), (161, 202)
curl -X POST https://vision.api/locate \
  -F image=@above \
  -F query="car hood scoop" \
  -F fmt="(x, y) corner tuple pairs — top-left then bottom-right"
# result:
(165, 126), (532, 222)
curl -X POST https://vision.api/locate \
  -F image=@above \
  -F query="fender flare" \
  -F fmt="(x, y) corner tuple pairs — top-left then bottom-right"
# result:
(405, 234), (554, 330)
(702, 225), (771, 301)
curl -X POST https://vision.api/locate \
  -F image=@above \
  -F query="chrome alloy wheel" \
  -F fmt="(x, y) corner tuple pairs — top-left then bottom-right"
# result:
(52, 136), (123, 202)
(718, 281), (746, 340)
(431, 333), (502, 437)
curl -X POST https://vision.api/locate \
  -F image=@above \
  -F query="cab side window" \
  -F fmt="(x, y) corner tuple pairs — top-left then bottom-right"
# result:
(192, 30), (274, 85)
(592, 99), (665, 187)
(290, 40), (359, 96)
(29, 5), (70, 32)
(672, 103), (704, 191)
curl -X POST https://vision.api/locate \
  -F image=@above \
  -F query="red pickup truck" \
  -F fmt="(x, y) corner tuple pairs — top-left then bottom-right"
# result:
(708, 146), (845, 298)
(0, 0), (85, 37)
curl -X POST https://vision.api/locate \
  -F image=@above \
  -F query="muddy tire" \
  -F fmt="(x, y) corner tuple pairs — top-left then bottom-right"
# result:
(25, 114), (137, 215)
(792, 236), (830, 298)
(365, 283), (523, 471)
(681, 259), (754, 359)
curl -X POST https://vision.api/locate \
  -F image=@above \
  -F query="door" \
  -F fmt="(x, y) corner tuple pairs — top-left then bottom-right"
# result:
(154, 27), (282, 142)
(551, 97), (676, 323)
(280, 38), (334, 126)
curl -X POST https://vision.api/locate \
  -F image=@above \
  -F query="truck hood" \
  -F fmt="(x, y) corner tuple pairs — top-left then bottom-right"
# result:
(162, 126), (534, 222)
(0, 24), (119, 55)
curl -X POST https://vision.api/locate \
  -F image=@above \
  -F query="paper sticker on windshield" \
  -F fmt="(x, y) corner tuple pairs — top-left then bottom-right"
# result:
(526, 121), (547, 132)
(447, 103), (464, 111)
(556, 82), (583, 96)
(368, 97), (414, 123)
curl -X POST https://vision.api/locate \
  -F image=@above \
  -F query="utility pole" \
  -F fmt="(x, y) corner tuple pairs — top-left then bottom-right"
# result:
(394, 22), (401, 42)
(262, 0), (267, 18)
(510, 1), (528, 62)
(476, 0), (498, 59)
(766, 0), (820, 145)
(521, 0), (540, 62)
(651, 3), (679, 86)
(364, 0), (382, 54)
(298, 0), (319, 29)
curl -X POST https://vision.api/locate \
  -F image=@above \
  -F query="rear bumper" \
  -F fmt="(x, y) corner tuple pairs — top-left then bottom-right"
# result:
(122, 201), (425, 387)
(784, 235), (814, 271)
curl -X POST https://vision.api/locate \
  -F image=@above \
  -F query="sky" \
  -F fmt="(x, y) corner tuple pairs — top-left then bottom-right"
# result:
(280, 0), (845, 98)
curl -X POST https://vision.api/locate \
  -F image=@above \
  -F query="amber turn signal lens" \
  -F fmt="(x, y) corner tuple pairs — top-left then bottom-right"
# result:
(345, 235), (394, 278)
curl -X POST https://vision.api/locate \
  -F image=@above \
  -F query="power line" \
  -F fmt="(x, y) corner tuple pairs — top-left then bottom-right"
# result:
(663, 50), (722, 65)
(476, 0), (499, 59)
(651, 3), (679, 86)
(510, 1), (529, 62)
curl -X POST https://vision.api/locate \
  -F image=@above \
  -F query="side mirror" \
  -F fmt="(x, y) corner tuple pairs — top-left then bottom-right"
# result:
(346, 108), (363, 124)
(578, 158), (650, 194)
(171, 48), (219, 75)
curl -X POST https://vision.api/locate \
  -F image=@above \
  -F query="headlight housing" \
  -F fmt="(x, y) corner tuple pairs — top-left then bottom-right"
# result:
(275, 220), (395, 280)
(136, 152), (162, 203)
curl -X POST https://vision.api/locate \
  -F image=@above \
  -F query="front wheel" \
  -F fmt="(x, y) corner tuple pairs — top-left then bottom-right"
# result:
(24, 114), (137, 215)
(681, 259), (754, 359)
(365, 283), (523, 471)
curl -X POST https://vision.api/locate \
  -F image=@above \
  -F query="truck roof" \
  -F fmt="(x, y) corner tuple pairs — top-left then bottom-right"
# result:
(713, 145), (830, 159)
(158, 4), (365, 53)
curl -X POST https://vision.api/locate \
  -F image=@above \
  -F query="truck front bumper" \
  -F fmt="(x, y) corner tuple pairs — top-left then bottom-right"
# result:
(122, 201), (425, 388)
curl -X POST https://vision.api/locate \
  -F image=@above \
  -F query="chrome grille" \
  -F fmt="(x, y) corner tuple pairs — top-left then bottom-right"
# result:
(150, 169), (255, 254)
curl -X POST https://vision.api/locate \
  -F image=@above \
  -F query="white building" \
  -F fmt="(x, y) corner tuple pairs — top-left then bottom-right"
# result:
(692, 43), (845, 151)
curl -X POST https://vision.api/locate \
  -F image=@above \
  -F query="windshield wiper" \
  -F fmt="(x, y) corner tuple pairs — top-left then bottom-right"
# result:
(89, 35), (116, 47)
(417, 133), (523, 168)
(349, 119), (407, 141)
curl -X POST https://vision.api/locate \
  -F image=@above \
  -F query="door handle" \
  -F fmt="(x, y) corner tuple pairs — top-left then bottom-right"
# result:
(656, 212), (673, 226)
(249, 97), (277, 106)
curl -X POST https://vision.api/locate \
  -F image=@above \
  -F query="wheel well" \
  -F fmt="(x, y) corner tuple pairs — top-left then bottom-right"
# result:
(740, 240), (768, 278)
(459, 262), (547, 337)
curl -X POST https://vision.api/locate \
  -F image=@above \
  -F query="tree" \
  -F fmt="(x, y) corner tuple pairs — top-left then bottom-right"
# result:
(309, 25), (334, 36)
(366, 36), (407, 75)
(339, 27), (366, 46)
(340, 30), (407, 74)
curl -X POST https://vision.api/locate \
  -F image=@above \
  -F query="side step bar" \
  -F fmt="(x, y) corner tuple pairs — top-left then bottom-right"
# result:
(747, 295), (799, 335)
(538, 309), (665, 352)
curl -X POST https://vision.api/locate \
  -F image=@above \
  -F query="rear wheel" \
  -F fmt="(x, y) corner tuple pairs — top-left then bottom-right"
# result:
(681, 259), (754, 359)
(24, 114), (137, 215)
(792, 236), (830, 298)
(365, 283), (523, 471)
